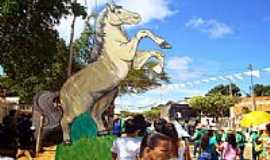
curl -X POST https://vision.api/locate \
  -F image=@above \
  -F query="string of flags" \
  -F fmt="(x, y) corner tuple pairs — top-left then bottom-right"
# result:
(158, 67), (270, 90)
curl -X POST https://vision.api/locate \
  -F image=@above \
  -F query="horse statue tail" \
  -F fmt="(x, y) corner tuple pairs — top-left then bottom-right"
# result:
(32, 91), (63, 130)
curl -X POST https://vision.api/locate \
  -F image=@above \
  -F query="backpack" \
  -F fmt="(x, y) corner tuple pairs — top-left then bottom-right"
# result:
(112, 119), (121, 135)
(198, 152), (212, 160)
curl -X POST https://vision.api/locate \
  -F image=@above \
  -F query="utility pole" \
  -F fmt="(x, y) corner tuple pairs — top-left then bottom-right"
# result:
(224, 77), (233, 97)
(248, 64), (256, 111)
(229, 80), (233, 97)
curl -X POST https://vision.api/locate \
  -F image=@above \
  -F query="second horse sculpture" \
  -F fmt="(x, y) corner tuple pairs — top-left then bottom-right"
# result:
(60, 3), (172, 143)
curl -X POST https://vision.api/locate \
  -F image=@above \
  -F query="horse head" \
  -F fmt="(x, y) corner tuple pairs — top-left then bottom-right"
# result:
(105, 3), (141, 26)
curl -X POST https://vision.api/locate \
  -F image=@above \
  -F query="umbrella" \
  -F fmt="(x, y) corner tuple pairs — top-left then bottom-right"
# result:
(240, 111), (270, 127)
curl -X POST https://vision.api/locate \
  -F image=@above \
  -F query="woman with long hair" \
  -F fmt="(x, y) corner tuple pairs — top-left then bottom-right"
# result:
(220, 133), (239, 160)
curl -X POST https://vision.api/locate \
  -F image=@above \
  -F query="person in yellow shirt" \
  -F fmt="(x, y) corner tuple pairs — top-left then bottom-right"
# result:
(259, 123), (270, 160)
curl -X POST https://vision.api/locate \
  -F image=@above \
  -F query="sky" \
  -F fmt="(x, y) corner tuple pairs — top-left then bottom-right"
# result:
(2, 0), (270, 111)
(46, 0), (270, 109)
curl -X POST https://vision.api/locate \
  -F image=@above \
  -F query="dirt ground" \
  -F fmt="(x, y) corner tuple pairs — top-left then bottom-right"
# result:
(17, 146), (56, 160)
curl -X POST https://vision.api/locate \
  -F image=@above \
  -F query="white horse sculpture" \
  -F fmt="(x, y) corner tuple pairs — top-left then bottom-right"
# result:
(60, 3), (171, 142)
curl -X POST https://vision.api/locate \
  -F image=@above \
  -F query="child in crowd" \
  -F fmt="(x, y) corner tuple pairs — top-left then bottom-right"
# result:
(139, 133), (172, 160)
(111, 118), (142, 160)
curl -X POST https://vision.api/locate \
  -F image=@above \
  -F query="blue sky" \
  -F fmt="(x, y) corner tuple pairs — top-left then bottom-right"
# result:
(113, 0), (270, 108)
(2, 0), (270, 109)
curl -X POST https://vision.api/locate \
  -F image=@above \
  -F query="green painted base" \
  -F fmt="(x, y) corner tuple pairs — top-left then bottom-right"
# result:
(70, 112), (97, 142)
(56, 112), (116, 160)
(55, 136), (116, 160)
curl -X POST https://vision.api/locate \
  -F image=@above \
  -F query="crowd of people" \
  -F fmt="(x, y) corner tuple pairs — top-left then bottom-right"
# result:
(110, 115), (270, 160)
(0, 110), (34, 159)
(111, 115), (191, 160)
(188, 122), (270, 160)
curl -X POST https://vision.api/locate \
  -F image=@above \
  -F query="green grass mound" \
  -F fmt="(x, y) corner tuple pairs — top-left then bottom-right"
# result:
(56, 136), (116, 160)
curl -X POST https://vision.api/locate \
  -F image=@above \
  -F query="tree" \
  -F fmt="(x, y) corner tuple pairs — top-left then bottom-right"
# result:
(253, 84), (270, 96)
(119, 66), (170, 95)
(189, 96), (210, 117)
(206, 83), (241, 97)
(67, 0), (87, 77)
(189, 95), (235, 119)
(143, 107), (161, 119)
(0, 0), (86, 102)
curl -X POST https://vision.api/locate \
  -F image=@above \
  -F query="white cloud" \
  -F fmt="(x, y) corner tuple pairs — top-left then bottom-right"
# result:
(167, 56), (203, 81)
(185, 18), (233, 38)
(167, 56), (192, 70)
(116, 0), (175, 25)
(56, 0), (175, 42)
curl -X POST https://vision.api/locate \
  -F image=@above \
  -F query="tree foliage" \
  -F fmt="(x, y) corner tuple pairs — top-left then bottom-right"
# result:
(189, 95), (235, 118)
(0, 0), (169, 103)
(142, 107), (161, 120)
(0, 0), (86, 102)
(119, 66), (170, 95)
(206, 83), (241, 97)
(253, 84), (270, 96)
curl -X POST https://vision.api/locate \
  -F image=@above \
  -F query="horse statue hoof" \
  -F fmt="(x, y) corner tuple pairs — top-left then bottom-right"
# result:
(63, 140), (72, 145)
(159, 41), (172, 49)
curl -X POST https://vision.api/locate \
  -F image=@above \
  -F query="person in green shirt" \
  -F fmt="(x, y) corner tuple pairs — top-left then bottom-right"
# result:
(250, 129), (260, 160)
(236, 129), (246, 160)
(198, 129), (219, 160)
(192, 124), (203, 158)
(221, 129), (228, 142)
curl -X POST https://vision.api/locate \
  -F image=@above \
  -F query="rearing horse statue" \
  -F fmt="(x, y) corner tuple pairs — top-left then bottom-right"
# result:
(60, 3), (171, 142)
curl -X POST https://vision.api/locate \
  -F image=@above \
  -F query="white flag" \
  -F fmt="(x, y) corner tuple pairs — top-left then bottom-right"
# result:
(225, 75), (235, 81)
(244, 70), (260, 78)
(234, 73), (244, 80)
(209, 77), (218, 81)
(218, 76), (227, 81)
(186, 82), (193, 87)
(202, 79), (210, 83)
(179, 84), (186, 88)
(263, 67), (270, 72)
(194, 80), (201, 85)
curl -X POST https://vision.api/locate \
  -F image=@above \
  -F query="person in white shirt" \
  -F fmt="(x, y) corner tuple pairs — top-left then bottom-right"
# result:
(111, 118), (142, 160)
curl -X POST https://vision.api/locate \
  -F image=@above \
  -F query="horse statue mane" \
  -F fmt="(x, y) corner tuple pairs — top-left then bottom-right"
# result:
(89, 4), (129, 63)
(60, 3), (172, 143)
